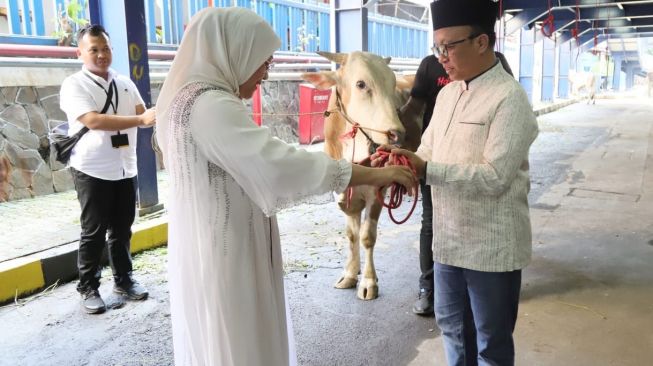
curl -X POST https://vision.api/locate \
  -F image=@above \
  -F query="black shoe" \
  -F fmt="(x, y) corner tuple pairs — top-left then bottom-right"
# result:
(412, 289), (434, 316)
(113, 281), (149, 300)
(81, 289), (106, 314)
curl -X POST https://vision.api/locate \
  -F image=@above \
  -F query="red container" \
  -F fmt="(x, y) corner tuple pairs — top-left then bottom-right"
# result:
(298, 84), (331, 144)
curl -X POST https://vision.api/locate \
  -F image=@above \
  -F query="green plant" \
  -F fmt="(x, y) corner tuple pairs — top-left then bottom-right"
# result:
(295, 24), (319, 52)
(52, 0), (89, 46)
(155, 27), (163, 43)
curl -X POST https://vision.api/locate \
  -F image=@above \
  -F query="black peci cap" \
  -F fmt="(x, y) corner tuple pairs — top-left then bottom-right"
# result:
(431, 0), (499, 34)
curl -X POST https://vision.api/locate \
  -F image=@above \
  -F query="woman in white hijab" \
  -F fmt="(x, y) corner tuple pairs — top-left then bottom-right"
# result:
(156, 7), (415, 365)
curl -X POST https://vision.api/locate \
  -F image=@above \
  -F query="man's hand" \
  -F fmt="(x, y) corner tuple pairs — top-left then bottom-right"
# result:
(139, 107), (156, 127)
(371, 145), (427, 179)
(389, 147), (426, 179)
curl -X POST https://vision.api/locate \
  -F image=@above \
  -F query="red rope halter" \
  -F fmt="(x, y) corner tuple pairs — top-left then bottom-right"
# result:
(372, 150), (419, 225)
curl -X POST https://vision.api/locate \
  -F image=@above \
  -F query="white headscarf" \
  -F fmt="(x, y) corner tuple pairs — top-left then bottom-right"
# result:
(156, 7), (281, 157)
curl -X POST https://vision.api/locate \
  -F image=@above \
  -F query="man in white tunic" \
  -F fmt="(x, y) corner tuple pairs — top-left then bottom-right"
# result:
(375, 0), (538, 364)
(155, 8), (416, 366)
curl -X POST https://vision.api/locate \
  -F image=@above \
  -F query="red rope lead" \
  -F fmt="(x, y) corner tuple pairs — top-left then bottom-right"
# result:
(373, 150), (418, 225)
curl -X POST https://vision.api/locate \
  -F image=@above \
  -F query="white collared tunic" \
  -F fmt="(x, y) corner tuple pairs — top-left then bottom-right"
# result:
(417, 62), (539, 272)
(59, 67), (145, 181)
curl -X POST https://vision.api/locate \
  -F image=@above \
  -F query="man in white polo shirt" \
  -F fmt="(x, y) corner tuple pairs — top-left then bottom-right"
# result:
(59, 24), (156, 314)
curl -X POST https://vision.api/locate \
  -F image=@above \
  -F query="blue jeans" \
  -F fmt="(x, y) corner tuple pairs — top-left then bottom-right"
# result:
(434, 263), (521, 366)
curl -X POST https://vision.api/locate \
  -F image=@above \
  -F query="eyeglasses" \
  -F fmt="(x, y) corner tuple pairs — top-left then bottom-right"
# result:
(431, 33), (480, 58)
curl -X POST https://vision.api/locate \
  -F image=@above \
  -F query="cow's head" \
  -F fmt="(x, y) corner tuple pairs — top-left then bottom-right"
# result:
(301, 51), (406, 161)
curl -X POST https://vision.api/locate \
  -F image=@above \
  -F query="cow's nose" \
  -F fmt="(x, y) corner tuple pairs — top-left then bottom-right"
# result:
(387, 129), (405, 145)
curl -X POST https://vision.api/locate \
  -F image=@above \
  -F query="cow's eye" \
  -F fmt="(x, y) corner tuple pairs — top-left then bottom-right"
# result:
(356, 80), (366, 90)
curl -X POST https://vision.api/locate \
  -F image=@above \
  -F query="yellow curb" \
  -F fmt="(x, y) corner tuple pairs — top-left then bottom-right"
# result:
(131, 217), (168, 253)
(0, 218), (168, 304)
(0, 257), (45, 303)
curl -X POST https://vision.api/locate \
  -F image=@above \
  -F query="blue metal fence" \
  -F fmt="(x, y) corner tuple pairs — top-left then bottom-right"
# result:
(4, 0), (49, 38)
(519, 28), (535, 103)
(1, 0), (429, 58)
(169, 0), (333, 53)
(368, 14), (428, 58)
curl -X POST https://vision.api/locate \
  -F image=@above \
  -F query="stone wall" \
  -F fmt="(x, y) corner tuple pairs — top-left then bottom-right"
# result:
(0, 79), (304, 202)
(0, 86), (70, 201)
(259, 80), (302, 143)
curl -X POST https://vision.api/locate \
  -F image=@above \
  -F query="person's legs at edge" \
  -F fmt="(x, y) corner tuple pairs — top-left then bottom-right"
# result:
(414, 180), (434, 315)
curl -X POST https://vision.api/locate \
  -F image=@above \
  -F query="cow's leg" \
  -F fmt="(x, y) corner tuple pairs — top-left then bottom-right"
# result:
(335, 213), (361, 289)
(357, 201), (383, 300)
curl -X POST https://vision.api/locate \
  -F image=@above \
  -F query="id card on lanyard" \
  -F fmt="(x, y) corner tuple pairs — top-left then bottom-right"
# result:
(84, 73), (128, 148)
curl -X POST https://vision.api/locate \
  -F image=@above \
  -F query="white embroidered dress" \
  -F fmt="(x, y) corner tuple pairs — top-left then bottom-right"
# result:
(156, 9), (351, 366)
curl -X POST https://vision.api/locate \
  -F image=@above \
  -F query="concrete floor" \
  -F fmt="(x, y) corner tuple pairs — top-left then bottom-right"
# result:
(518, 97), (653, 366)
(1, 96), (652, 365)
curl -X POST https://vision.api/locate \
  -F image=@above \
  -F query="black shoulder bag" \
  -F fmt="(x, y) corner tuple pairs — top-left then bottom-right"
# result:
(50, 79), (116, 164)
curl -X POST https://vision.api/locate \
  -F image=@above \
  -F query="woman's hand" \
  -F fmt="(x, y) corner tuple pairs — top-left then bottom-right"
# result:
(377, 165), (418, 193)
(370, 144), (396, 167)
(349, 163), (417, 191)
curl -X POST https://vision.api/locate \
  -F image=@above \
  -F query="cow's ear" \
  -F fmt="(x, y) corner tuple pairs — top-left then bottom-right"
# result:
(301, 71), (338, 90)
(383, 57), (392, 65)
(395, 74), (415, 90)
(317, 51), (348, 65)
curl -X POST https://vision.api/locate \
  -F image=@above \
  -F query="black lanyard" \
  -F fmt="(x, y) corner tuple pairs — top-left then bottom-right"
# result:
(84, 73), (118, 114)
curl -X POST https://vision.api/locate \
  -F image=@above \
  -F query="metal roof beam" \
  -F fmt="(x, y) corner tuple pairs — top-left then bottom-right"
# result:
(554, 19), (584, 33)
(558, 22), (593, 43)
(579, 31), (653, 52)
(602, 25), (653, 33)
(505, 8), (548, 34)
(502, 0), (615, 9)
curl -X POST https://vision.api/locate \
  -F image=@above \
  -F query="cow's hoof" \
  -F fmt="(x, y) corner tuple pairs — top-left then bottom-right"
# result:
(334, 276), (357, 289)
(357, 280), (378, 300)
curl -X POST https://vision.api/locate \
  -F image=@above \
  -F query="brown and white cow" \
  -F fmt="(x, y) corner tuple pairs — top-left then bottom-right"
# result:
(569, 69), (596, 104)
(302, 51), (420, 300)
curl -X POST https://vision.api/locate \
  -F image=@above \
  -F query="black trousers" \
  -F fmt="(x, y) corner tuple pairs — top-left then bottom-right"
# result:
(418, 180), (434, 291)
(71, 168), (136, 293)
